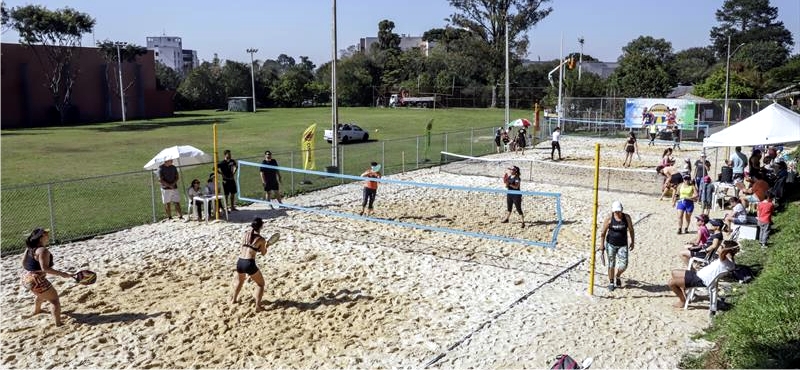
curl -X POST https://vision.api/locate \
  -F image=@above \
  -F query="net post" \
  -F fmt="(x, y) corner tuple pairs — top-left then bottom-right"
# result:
(589, 143), (600, 296)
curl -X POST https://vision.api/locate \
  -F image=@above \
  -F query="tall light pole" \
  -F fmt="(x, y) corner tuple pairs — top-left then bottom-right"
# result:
(246, 48), (258, 113)
(504, 16), (510, 126)
(723, 35), (745, 128)
(578, 36), (584, 81)
(113, 41), (127, 122)
(331, 0), (339, 169)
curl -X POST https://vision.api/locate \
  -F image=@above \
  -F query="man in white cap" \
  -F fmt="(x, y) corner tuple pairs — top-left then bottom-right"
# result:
(598, 200), (635, 291)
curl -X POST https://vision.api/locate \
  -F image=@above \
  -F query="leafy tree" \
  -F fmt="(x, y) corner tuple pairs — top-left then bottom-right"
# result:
(176, 57), (224, 110)
(270, 66), (314, 107)
(610, 36), (676, 97)
(276, 54), (296, 71)
(1, 2), (10, 33)
(6, 5), (95, 124)
(154, 60), (182, 91)
(673, 47), (717, 85)
(693, 67), (754, 99)
(709, 0), (793, 62)
(96, 40), (147, 119)
(220, 60), (251, 98)
(377, 19), (401, 51)
(767, 54), (800, 85)
(447, 0), (553, 107)
(335, 52), (377, 106)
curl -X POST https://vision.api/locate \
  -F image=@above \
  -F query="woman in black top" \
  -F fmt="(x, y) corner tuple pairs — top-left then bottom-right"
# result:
(598, 201), (635, 291)
(230, 218), (270, 312)
(501, 166), (525, 228)
(20, 228), (75, 326)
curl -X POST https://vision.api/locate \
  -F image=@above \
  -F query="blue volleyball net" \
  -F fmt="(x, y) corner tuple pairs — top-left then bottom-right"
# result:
(237, 159), (563, 248)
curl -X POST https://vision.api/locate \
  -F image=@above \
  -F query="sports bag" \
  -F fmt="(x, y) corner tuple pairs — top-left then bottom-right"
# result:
(550, 354), (581, 369)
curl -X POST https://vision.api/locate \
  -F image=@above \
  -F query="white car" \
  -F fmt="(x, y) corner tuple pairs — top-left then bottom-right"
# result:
(324, 123), (370, 143)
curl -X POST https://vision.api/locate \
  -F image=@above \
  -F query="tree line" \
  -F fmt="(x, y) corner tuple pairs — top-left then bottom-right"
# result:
(3, 0), (798, 122)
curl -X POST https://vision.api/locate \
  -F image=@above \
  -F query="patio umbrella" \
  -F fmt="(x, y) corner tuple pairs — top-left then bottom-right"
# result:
(143, 145), (211, 170)
(507, 118), (531, 128)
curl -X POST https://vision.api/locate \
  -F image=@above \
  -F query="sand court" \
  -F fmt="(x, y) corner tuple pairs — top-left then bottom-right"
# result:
(2, 136), (721, 368)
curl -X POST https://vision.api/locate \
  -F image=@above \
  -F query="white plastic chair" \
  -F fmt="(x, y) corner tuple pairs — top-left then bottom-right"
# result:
(683, 257), (731, 314)
(187, 192), (228, 221)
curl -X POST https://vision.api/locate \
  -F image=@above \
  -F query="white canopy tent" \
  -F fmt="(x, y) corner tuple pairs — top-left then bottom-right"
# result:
(703, 103), (800, 148)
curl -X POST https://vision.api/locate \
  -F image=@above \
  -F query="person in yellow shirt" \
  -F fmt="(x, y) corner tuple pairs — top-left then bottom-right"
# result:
(672, 174), (698, 234)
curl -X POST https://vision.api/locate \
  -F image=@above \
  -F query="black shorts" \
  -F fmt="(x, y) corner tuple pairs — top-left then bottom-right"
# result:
(263, 179), (279, 192)
(222, 180), (237, 195)
(670, 173), (683, 186)
(236, 258), (259, 275)
(683, 270), (706, 288)
(494, 137), (501, 146)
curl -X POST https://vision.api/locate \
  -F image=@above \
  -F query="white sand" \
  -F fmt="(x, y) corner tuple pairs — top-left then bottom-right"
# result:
(2, 135), (726, 368)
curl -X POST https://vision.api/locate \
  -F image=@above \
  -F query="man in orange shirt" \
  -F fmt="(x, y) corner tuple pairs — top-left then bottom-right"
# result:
(740, 175), (769, 209)
(359, 162), (382, 216)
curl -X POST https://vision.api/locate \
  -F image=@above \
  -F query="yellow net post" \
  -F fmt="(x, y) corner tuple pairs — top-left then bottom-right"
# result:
(588, 143), (600, 295)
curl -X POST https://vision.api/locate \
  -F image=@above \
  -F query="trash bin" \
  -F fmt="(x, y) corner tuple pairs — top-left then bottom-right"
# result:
(325, 166), (339, 174)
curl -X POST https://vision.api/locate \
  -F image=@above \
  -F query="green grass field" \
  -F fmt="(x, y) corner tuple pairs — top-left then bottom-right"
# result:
(1, 107), (535, 186)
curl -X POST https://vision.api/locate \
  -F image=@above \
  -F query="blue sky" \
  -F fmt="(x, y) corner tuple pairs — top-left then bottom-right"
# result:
(2, 0), (799, 66)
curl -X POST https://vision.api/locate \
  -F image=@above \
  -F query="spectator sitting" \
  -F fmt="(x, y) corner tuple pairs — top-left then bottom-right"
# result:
(668, 242), (739, 308)
(187, 179), (205, 221)
(680, 217), (722, 265)
(740, 175), (769, 209)
(723, 197), (756, 231)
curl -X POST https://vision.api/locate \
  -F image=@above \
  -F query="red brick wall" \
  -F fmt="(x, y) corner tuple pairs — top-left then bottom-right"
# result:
(1, 43), (173, 128)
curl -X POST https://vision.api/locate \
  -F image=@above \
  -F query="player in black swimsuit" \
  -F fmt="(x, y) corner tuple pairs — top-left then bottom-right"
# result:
(230, 218), (270, 312)
(20, 228), (75, 326)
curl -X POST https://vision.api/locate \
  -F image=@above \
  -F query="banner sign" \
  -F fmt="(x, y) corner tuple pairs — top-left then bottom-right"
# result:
(624, 98), (696, 129)
(301, 123), (316, 170)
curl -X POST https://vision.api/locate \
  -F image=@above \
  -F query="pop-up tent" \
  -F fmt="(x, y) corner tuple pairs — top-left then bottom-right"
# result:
(703, 103), (800, 148)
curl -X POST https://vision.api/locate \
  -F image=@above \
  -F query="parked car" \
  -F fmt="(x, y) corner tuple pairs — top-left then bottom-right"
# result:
(324, 123), (370, 143)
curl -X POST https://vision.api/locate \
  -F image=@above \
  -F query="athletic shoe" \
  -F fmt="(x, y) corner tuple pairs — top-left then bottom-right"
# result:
(677, 228), (682, 234)
(607, 283), (616, 291)
(684, 228), (689, 234)
(615, 278), (622, 287)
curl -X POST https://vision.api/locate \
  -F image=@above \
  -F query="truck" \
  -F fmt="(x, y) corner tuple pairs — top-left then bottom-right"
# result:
(324, 123), (370, 143)
(389, 89), (440, 108)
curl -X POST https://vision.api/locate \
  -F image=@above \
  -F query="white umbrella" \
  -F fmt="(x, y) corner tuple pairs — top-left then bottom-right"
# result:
(143, 145), (211, 170)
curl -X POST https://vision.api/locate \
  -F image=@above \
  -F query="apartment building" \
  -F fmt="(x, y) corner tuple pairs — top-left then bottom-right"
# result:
(146, 35), (198, 74)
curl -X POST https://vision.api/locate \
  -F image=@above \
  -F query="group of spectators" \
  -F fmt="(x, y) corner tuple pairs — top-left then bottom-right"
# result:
(494, 126), (530, 155)
(157, 149), (286, 221)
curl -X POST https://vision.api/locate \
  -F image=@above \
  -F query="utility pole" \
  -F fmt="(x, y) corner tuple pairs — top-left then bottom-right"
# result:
(504, 16), (510, 126)
(246, 48), (258, 112)
(331, 0), (339, 169)
(578, 36), (584, 81)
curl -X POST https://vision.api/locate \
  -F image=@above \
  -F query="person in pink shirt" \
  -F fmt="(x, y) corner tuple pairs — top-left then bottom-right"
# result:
(757, 192), (775, 248)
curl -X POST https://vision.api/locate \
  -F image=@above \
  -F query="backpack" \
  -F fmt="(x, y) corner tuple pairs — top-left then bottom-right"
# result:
(732, 265), (755, 283)
(550, 354), (581, 369)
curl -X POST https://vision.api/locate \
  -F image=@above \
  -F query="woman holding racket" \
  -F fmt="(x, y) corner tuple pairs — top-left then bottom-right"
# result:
(20, 228), (76, 326)
(230, 218), (279, 312)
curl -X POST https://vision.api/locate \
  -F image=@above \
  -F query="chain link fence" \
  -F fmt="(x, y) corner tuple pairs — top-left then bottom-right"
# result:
(2, 98), (780, 254)
(2, 127), (502, 255)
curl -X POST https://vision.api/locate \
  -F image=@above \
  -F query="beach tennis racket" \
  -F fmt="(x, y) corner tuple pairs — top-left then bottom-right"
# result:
(73, 270), (97, 285)
(266, 232), (280, 246)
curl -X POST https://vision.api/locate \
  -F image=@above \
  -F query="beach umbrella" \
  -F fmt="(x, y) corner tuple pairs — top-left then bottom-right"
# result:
(507, 118), (531, 128)
(143, 145), (211, 170)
